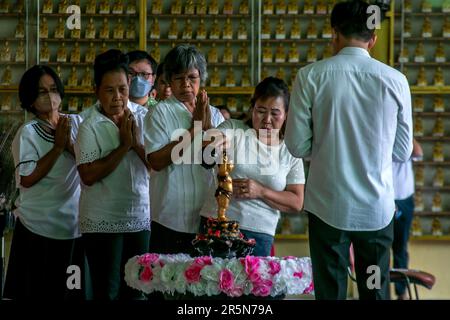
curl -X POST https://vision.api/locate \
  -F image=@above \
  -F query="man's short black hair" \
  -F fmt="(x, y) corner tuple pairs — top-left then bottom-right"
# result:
(126, 50), (157, 74)
(331, 0), (375, 42)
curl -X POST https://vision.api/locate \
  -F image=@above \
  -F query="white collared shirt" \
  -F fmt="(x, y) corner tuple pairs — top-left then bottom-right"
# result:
(144, 96), (225, 233)
(285, 47), (413, 231)
(74, 101), (150, 233)
(12, 114), (82, 239)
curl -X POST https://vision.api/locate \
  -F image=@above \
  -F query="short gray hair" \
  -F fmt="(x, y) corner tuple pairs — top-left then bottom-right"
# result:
(163, 44), (208, 84)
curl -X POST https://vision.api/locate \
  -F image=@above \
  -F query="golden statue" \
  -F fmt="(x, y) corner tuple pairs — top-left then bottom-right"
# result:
(40, 41), (50, 63)
(263, 45), (273, 63)
(99, 18), (110, 39)
(113, 18), (124, 39)
(287, 0), (298, 14)
(261, 67), (269, 81)
(151, 0), (162, 14)
(171, 0), (182, 14)
(15, 18), (25, 38)
(275, 0), (286, 14)
(275, 19), (286, 39)
(225, 67), (235, 87)
(414, 117), (424, 137)
(431, 218), (443, 236)
(54, 17), (65, 39)
(223, 0), (233, 14)
(112, 0), (124, 14)
(239, 0), (249, 14)
(322, 44), (333, 59)
(196, 0), (207, 14)
(15, 0), (24, 13)
(208, 43), (219, 63)
(209, 67), (221, 87)
(150, 43), (161, 63)
(182, 19), (193, 40)
(414, 166), (424, 187)
(237, 44), (248, 63)
(237, 19), (247, 39)
(404, 0), (412, 13)
(398, 47), (409, 63)
(183, 0), (194, 14)
(42, 0), (52, 13)
(261, 17), (271, 39)
(422, 0), (432, 13)
(39, 17), (48, 39)
(435, 42), (446, 63)
(227, 97), (238, 112)
(434, 67), (444, 86)
(126, 0), (136, 14)
(55, 65), (62, 80)
(276, 67), (285, 81)
(222, 18), (233, 40)
(281, 217), (292, 235)
(413, 96), (424, 112)
(433, 167), (445, 187)
(1, 65), (12, 85)
(444, 17), (450, 37)
(306, 43), (317, 63)
(422, 17), (432, 37)
(82, 97), (94, 110)
(168, 18), (178, 39)
(99, 0), (110, 14)
(0, 94), (12, 111)
(403, 18), (412, 37)
(444, 0), (450, 12)
(67, 66), (78, 87)
(275, 43), (285, 62)
(86, 0), (96, 14)
(322, 21), (332, 39)
(414, 42), (425, 62)
(432, 193), (442, 213)
(434, 97), (445, 112)
(411, 216), (422, 236)
(0, 40), (11, 62)
(317, 0), (327, 14)
(303, 0), (315, 14)
(209, 19), (220, 40)
(85, 42), (96, 63)
(288, 42), (299, 63)
(149, 18), (160, 39)
(126, 20), (136, 39)
(209, 0), (219, 14)
(196, 19), (207, 40)
(414, 192), (424, 212)
(85, 17), (96, 39)
(15, 40), (25, 62)
(57, 42), (68, 63)
(58, 0), (68, 13)
(70, 42), (81, 63)
(68, 97), (79, 113)
(71, 23), (81, 39)
(223, 42), (233, 63)
(81, 67), (92, 87)
(416, 67), (427, 86)
(241, 67), (251, 87)
(433, 142), (444, 162)
(263, 0), (273, 14)
(306, 19), (317, 39)
(290, 19), (301, 39)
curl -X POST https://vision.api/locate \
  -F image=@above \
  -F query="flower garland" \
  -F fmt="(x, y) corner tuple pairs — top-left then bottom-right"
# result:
(125, 253), (314, 298)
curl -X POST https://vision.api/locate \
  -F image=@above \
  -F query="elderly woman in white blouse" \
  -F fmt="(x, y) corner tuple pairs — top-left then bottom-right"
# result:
(200, 77), (305, 256)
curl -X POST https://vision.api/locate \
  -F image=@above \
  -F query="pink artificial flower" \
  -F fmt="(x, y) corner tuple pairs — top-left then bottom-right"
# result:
(283, 256), (296, 260)
(252, 279), (273, 297)
(219, 269), (235, 293)
(268, 260), (281, 276)
(241, 256), (260, 275)
(229, 286), (244, 297)
(293, 271), (303, 279)
(184, 264), (203, 284)
(137, 253), (159, 266)
(194, 256), (212, 266)
(304, 281), (314, 294)
(140, 266), (153, 282)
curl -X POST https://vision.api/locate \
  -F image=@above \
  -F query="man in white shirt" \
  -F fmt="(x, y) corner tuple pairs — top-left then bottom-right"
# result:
(285, 0), (413, 300)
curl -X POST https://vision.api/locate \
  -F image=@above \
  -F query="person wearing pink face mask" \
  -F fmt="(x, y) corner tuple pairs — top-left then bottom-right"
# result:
(4, 65), (85, 300)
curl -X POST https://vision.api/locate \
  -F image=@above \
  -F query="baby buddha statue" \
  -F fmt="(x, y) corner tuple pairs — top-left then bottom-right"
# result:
(411, 216), (423, 236)
(275, 19), (286, 39)
(225, 67), (235, 87)
(275, 0), (286, 14)
(290, 19), (301, 39)
(421, 0), (432, 13)
(398, 47), (409, 63)
(287, 0), (298, 14)
(42, 0), (52, 13)
(113, 18), (124, 39)
(112, 0), (124, 14)
(222, 42), (233, 63)
(322, 22), (332, 39)
(241, 68), (251, 87)
(99, 0), (110, 14)
(414, 166), (424, 187)
(196, 19), (207, 40)
(126, 20), (136, 39)
(414, 42), (425, 63)
(413, 96), (425, 112)
(99, 42), (108, 54)
(414, 191), (424, 212)
(434, 67), (444, 86)
(0, 94), (12, 111)
(99, 18), (110, 39)
(403, 18), (412, 38)
(171, 0), (182, 14)
(54, 17), (65, 39)
(422, 17), (432, 38)
(85, 18), (96, 39)
(222, 18), (233, 40)
(1, 65), (12, 85)
(82, 97), (94, 110)
(434, 97), (445, 112)
(223, 0), (233, 14)
(151, 0), (162, 14)
(208, 43), (219, 63)
(210, 97), (224, 108)
(444, 17), (450, 37)
(39, 17), (48, 39)
(416, 67), (428, 86)
(0, 40), (11, 62)
(237, 19), (247, 40)
(81, 67), (92, 87)
(433, 167), (445, 187)
(40, 41), (50, 63)
(196, 0), (207, 14)
(209, 67), (221, 87)
(261, 17), (271, 39)
(70, 42), (81, 63)
(150, 43), (160, 63)
(263, 0), (273, 14)
(209, 19), (220, 40)
(431, 218), (443, 236)
(322, 44), (333, 59)
(444, 0), (450, 12)
(306, 19), (317, 39)
(185, 0), (195, 14)
(263, 45), (273, 63)
(414, 117), (424, 137)
(433, 142), (444, 162)
(227, 97), (238, 112)
(168, 19), (178, 39)
(126, 0), (136, 14)
(288, 42), (299, 63)
(68, 97), (79, 113)
(149, 18), (160, 39)
(404, 0), (412, 13)
(237, 44), (248, 63)
(432, 193), (443, 212)
(182, 19), (193, 40)
(276, 67), (285, 82)
(57, 42), (68, 63)
(15, 18), (25, 38)
(435, 43), (446, 63)
(275, 43), (285, 63)
(67, 66), (78, 87)
(85, 42), (96, 63)
(303, 0), (315, 14)
(239, 0), (249, 14)
(15, 40), (25, 62)
(316, 0), (327, 14)
(58, 0), (68, 13)
(86, 0), (96, 14)
(307, 43), (318, 63)
(209, 0), (219, 14)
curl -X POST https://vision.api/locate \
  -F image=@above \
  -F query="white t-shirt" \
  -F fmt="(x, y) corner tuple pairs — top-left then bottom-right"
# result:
(200, 119), (306, 236)
(12, 114), (82, 239)
(144, 96), (225, 233)
(392, 160), (414, 200)
(75, 102), (150, 233)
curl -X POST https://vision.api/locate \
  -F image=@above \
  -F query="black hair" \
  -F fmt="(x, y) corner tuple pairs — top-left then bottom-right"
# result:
(18, 65), (64, 114)
(163, 44), (208, 84)
(94, 49), (129, 88)
(330, 0), (376, 42)
(126, 50), (157, 74)
(155, 62), (165, 83)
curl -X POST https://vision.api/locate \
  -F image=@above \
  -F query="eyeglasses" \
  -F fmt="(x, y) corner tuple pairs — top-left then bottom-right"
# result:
(129, 70), (154, 80)
(171, 75), (200, 85)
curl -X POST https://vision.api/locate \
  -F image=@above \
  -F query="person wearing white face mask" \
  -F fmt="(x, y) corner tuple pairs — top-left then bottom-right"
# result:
(126, 50), (158, 108)
(4, 65), (85, 300)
